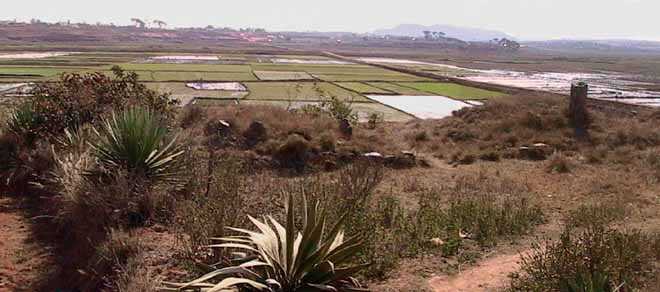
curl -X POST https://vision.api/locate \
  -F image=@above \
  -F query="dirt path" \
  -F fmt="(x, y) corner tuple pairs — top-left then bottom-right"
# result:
(0, 197), (46, 291)
(428, 251), (526, 292)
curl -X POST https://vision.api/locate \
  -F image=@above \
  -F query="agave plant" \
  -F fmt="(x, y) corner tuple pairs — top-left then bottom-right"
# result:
(163, 195), (369, 291)
(6, 102), (41, 144)
(91, 107), (183, 182)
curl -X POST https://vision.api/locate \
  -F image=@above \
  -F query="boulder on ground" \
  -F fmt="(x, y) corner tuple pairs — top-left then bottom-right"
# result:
(243, 121), (268, 148)
(518, 143), (552, 160)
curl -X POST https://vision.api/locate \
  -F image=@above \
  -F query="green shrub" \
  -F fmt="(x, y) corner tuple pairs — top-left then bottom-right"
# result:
(164, 195), (367, 291)
(367, 112), (384, 129)
(413, 175), (544, 250)
(564, 201), (628, 229)
(510, 225), (660, 292)
(26, 67), (179, 140)
(273, 134), (310, 171)
(174, 156), (250, 270)
(91, 107), (184, 183)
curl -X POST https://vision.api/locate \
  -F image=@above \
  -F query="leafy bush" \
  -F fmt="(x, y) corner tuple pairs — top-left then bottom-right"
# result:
(164, 195), (367, 291)
(26, 67), (179, 140)
(510, 225), (660, 292)
(320, 96), (359, 124)
(273, 134), (311, 171)
(91, 107), (184, 182)
(174, 156), (250, 270)
(367, 112), (384, 129)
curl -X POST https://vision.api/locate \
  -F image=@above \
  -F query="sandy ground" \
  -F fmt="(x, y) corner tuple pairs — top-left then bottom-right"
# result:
(428, 251), (525, 292)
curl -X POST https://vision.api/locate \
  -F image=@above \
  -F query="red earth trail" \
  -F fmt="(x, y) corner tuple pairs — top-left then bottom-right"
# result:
(428, 251), (527, 292)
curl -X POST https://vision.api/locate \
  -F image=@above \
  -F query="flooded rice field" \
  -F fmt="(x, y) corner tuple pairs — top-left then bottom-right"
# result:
(0, 52), (76, 59)
(186, 82), (246, 91)
(464, 71), (660, 106)
(361, 58), (660, 107)
(367, 95), (472, 119)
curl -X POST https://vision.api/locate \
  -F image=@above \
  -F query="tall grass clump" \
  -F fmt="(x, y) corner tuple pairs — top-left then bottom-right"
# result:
(164, 194), (367, 291)
(91, 107), (184, 182)
(510, 225), (660, 292)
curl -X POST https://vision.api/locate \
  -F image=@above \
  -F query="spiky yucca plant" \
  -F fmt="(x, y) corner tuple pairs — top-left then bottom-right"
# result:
(7, 103), (41, 144)
(91, 107), (183, 182)
(163, 195), (368, 292)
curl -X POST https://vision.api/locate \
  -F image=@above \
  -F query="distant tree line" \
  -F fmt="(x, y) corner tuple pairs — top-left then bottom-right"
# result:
(423, 30), (446, 40)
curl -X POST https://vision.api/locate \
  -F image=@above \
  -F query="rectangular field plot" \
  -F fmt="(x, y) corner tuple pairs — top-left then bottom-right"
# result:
(151, 71), (256, 81)
(146, 83), (248, 98)
(365, 82), (429, 95)
(238, 100), (413, 122)
(116, 63), (253, 73)
(0, 66), (85, 80)
(254, 71), (314, 81)
(367, 95), (472, 119)
(397, 82), (506, 100)
(313, 73), (427, 82)
(251, 63), (392, 75)
(336, 82), (393, 94)
(147, 82), (246, 106)
(244, 82), (370, 102)
(191, 99), (240, 107)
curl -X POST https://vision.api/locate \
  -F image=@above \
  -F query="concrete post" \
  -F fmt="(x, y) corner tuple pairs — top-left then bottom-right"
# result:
(569, 82), (589, 138)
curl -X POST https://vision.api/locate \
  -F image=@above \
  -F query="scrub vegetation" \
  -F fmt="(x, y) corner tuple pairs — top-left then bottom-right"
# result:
(1, 47), (659, 292)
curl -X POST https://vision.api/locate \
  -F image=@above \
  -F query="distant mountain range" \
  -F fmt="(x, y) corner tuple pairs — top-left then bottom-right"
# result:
(373, 24), (514, 42)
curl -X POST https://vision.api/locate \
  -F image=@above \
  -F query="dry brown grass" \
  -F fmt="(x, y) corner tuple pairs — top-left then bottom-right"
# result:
(397, 94), (659, 168)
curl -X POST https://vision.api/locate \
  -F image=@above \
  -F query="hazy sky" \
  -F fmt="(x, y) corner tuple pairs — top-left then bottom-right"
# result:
(2, 0), (659, 40)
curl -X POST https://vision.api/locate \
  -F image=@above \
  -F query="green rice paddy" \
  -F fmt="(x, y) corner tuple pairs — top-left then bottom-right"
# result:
(244, 82), (369, 102)
(0, 51), (504, 121)
(336, 82), (393, 94)
(254, 71), (314, 81)
(397, 82), (506, 100)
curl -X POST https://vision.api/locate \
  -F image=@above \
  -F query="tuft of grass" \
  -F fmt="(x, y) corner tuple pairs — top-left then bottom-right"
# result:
(510, 225), (660, 292)
(115, 257), (161, 292)
(414, 131), (429, 142)
(547, 152), (573, 173)
(173, 155), (250, 270)
(564, 201), (628, 229)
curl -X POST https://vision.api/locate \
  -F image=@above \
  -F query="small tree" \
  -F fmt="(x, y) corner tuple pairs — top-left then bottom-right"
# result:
(26, 66), (178, 140)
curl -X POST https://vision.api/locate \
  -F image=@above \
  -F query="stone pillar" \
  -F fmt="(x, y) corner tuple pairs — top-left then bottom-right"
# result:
(569, 82), (589, 138)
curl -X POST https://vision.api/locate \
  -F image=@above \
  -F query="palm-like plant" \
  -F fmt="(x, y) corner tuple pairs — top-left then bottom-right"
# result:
(163, 195), (369, 291)
(91, 107), (183, 182)
(7, 103), (41, 144)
